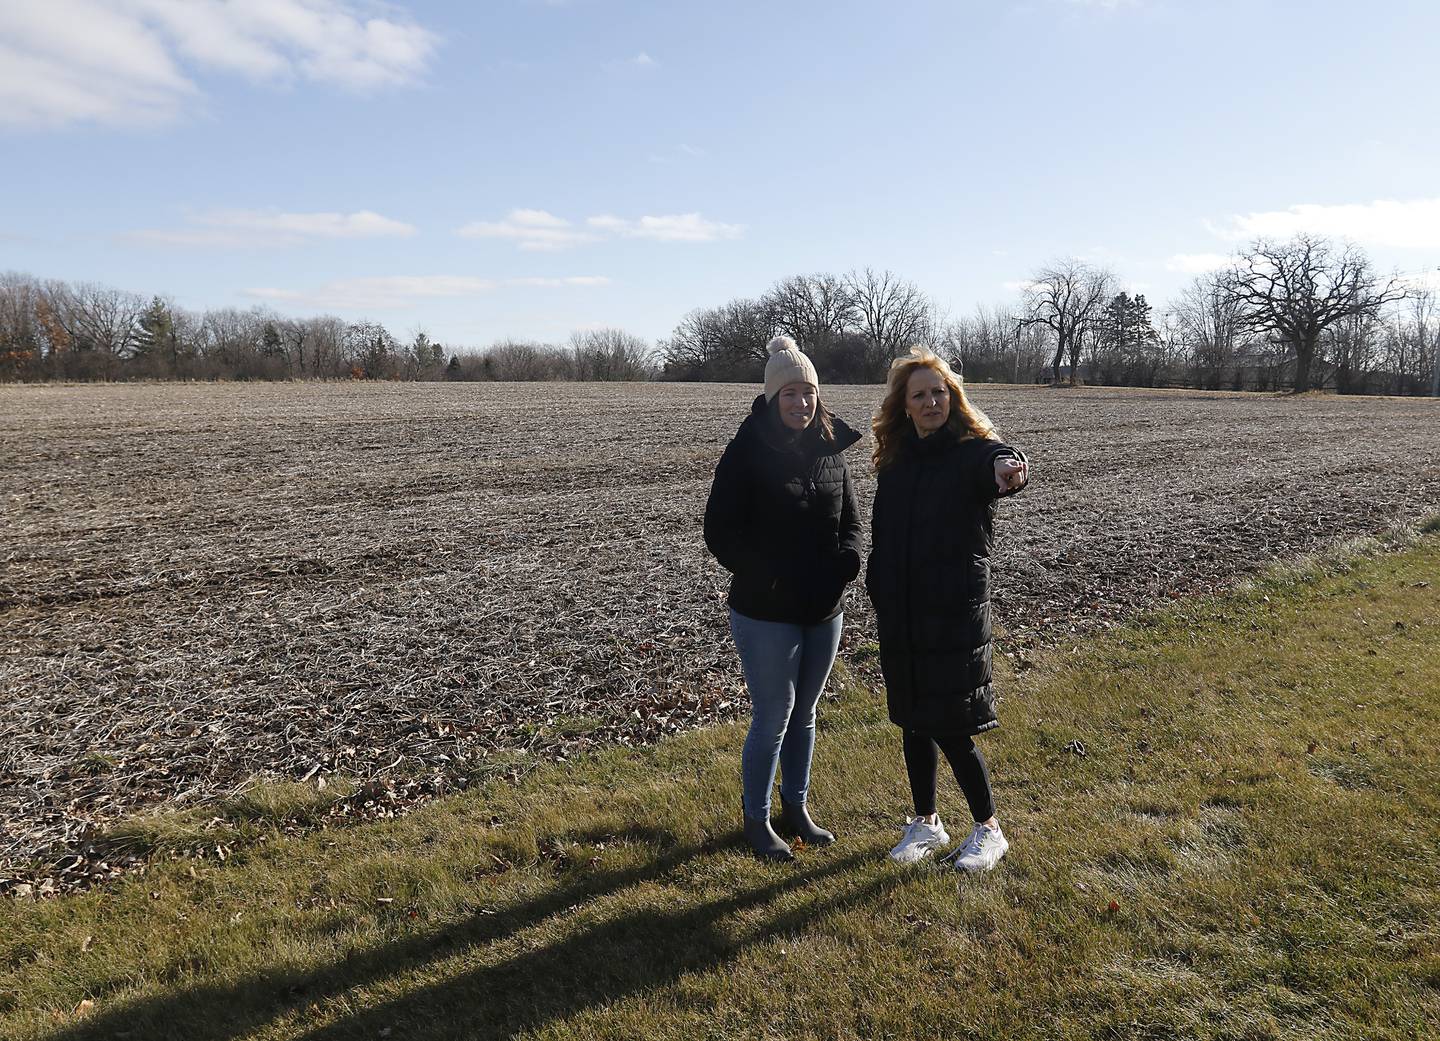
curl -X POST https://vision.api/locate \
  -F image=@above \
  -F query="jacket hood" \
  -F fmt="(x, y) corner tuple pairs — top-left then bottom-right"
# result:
(743, 393), (862, 456)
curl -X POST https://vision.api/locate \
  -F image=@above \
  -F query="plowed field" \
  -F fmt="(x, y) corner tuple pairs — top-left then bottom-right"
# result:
(3, 382), (1437, 886)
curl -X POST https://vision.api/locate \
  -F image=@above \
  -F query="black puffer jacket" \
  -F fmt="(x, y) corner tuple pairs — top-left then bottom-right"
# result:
(865, 426), (1028, 735)
(704, 395), (864, 625)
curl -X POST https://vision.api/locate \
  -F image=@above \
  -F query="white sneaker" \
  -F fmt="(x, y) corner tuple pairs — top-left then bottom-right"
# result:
(889, 815), (951, 864)
(949, 823), (1009, 873)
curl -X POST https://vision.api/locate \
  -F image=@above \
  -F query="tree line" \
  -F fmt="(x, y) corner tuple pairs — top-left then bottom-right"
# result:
(0, 273), (653, 384)
(3, 234), (1436, 394)
(661, 237), (1436, 396)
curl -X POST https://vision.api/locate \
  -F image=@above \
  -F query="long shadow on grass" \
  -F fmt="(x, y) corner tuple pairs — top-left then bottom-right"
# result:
(289, 848), (892, 1041)
(43, 825), (734, 1041)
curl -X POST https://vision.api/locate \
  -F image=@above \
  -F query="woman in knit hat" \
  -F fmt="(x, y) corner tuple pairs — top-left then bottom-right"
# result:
(866, 347), (1028, 872)
(703, 336), (864, 861)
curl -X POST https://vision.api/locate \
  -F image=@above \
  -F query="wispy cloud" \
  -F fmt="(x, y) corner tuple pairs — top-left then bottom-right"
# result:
(245, 274), (610, 310)
(460, 210), (744, 249)
(586, 213), (741, 242)
(456, 209), (598, 251)
(605, 51), (657, 72)
(1165, 253), (1232, 274)
(1209, 198), (1440, 250)
(129, 208), (417, 247)
(508, 276), (611, 287)
(0, 0), (439, 130)
(647, 142), (707, 164)
(1400, 269), (1440, 292)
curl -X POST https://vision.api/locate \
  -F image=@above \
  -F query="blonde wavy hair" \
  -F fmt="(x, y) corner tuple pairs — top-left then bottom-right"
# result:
(871, 347), (997, 472)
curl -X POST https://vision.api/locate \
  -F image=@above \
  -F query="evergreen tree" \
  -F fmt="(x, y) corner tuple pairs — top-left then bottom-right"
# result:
(134, 296), (180, 373)
(261, 321), (284, 357)
(134, 297), (175, 358)
(1094, 292), (1160, 384)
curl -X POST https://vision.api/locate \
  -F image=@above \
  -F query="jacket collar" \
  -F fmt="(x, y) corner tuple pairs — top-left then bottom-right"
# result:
(903, 422), (957, 456)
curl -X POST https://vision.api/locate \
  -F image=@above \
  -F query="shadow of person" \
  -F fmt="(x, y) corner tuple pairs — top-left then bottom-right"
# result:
(286, 847), (893, 1041)
(42, 824), (727, 1041)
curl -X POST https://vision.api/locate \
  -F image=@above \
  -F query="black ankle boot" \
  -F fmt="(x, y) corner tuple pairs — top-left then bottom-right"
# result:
(742, 813), (795, 862)
(780, 798), (835, 847)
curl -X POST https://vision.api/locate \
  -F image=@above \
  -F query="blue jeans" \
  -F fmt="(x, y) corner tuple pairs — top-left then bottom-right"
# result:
(730, 608), (844, 820)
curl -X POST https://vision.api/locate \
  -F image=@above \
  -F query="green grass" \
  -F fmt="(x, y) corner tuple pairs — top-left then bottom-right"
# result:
(4, 538), (1440, 1041)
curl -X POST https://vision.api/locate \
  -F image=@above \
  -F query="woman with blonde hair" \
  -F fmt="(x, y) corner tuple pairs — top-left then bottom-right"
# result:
(865, 347), (1028, 871)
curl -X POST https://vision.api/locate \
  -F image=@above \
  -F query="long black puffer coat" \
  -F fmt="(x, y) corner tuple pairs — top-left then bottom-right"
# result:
(704, 395), (864, 625)
(865, 425), (1028, 735)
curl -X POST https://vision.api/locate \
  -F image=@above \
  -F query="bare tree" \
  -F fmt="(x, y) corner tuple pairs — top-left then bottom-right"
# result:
(661, 298), (772, 381)
(342, 321), (403, 379)
(1412, 287), (1440, 397)
(483, 339), (571, 381)
(570, 328), (654, 381)
(0, 272), (42, 379)
(1325, 309), (1381, 394)
(1224, 234), (1406, 393)
(1017, 259), (1114, 385)
(844, 267), (934, 378)
(763, 273), (857, 353)
(1171, 273), (1249, 390)
(306, 316), (347, 378)
(69, 283), (146, 373)
(939, 304), (1046, 383)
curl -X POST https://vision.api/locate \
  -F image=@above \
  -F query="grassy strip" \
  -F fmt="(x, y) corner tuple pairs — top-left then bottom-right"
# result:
(3, 537), (1439, 1041)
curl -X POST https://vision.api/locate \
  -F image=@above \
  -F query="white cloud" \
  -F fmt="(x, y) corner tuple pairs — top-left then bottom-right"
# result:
(1165, 253), (1233, 274)
(457, 209), (598, 251)
(0, 0), (439, 130)
(130, 208), (416, 247)
(586, 213), (743, 242)
(245, 274), (609, 310)
(460, 210), (743, 249)
(207, 209), (415, 237)
(1210, 198), (1440, 250)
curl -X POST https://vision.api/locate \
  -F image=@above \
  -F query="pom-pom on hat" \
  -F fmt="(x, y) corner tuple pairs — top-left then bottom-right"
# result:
(763, 335), (820, 401)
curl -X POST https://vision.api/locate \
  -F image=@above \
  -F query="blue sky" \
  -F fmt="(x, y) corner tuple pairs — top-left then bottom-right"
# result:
(3, 0), (1438, 348)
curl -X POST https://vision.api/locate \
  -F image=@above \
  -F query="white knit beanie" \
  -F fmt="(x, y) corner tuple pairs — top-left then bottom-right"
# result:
(762, 335), (819, 401)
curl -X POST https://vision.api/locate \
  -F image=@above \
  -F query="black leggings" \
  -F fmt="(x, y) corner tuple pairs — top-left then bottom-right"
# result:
(903, 730), (995, 824)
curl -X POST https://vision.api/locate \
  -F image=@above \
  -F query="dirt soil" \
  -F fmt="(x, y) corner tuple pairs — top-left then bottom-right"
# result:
(3, 381), (1438, 888)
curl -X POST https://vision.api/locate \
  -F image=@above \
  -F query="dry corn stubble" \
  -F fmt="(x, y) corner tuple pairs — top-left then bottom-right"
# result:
(2, 381), (1437, 890)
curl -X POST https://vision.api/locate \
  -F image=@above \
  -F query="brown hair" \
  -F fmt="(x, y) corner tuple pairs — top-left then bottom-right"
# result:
(871, 347), (996, 472)
(766, 391), (836, 444)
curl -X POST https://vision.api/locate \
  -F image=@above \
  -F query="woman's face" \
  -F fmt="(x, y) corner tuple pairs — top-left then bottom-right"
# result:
(905, 367), (950, 437)
(776, 382), (818, 431)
